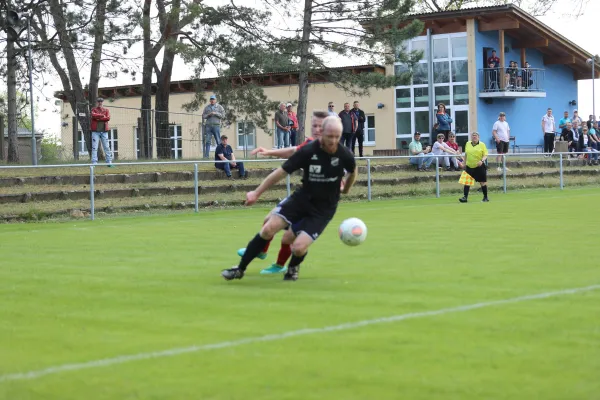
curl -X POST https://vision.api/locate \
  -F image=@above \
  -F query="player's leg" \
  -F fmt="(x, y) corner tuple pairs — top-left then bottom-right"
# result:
(283, 208), (334, 281)
(221, 214), (288, 280)
(237, 209), (275, 260)
(260, 226), (295, 274)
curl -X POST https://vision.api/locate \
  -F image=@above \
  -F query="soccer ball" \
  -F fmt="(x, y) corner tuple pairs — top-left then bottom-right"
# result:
(338, 218), (367, 246)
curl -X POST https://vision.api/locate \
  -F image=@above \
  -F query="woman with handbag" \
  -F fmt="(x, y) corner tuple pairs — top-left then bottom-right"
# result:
(435, 103), (452, 140)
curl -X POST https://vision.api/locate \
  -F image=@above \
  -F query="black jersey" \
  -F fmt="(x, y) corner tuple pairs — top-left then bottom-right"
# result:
(282, 139), (356, 204)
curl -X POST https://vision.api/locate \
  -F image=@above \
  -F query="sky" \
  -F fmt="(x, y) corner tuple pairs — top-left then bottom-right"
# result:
(17, 0), (600, 138)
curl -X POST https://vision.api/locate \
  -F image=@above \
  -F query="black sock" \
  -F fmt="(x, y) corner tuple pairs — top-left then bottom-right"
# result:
(482, 185), (488, 198)
(238, 234), (268, 271)
(463, 185), (470, 198)
(288, 253), (307, 268)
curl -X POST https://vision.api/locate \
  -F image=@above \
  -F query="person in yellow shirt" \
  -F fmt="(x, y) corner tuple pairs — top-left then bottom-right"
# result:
(460, 132), (489, 203)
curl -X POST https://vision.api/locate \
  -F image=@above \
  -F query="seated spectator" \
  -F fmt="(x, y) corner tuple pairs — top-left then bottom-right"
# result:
(560, 122), (578, 156)
(445, 132), (464, 169)
(505, 61), (521, 90)
(485, 61), (499, 91)
(580, 126), (599, 165)
(408, 132), (435, 172)
(521, 61), (533, 89)
(432, 133), (460, 171)
(215, 135), (246, 179)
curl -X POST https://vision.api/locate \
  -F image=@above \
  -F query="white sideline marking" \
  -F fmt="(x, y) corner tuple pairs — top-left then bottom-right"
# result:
(1, 284), (599, 383)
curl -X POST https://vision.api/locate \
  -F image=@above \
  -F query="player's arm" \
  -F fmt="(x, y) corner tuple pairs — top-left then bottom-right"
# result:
(253, 147), (297, 158)
(341, 169), (357, 194)
(246, 168), (287, 205)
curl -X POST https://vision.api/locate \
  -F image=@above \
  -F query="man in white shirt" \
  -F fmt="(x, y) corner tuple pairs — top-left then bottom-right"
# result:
(541, 108), (556, 156)
(492, 111), (511, 171)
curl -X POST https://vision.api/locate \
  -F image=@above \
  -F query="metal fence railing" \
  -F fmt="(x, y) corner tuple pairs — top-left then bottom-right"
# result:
(1, 151), (598, 221)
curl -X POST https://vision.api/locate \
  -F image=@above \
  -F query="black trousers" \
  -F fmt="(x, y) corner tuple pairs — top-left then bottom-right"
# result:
(342, 132), (353, 149)
(544, 132), (555, 154)
(352, 130), (364, 157)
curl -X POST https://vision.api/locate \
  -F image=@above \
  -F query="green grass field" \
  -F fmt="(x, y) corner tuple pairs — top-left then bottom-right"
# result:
(1, 188), (599, 400)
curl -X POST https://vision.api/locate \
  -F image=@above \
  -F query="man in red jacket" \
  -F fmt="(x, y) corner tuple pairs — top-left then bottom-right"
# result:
(90, 97), (113, 166)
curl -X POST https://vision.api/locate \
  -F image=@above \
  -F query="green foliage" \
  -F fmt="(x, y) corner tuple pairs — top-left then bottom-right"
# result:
(40, 136), (62, 164)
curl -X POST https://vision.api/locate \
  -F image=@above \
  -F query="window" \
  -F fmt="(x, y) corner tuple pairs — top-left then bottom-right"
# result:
(433, 38), (449, 59)
(413, 63), (428, 85)
(433, 62), (450, 84)
(413, 87), (429, 108)
(394, 33), (469, 145)
(396, 88), (411, 108)
(396, 112), (411, 136)
(237, 121), (256, 150)
(169, 125), (182, 159)
(365, 115), (376, 145)
(435, 86), (450, 106)
(451, 37), (467, 58)
(452, 60), (468, 83)
(108, 128), (118, 159)
(453, 85), (469, 105)
(415, 111), (430, 135)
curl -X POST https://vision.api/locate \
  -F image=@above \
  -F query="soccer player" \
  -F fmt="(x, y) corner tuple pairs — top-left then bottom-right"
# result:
(236, 111), (328, 275)
(221, 116), (357, 281)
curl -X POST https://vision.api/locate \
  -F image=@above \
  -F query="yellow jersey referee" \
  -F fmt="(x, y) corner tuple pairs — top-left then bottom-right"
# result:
(460, 132), (489, 203)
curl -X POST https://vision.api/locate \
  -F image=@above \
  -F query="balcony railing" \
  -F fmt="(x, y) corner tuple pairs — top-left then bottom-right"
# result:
(479, 68), (545, 98)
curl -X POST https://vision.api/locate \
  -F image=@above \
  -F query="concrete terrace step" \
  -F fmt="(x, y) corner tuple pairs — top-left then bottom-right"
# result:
(0, 159), (591, 188)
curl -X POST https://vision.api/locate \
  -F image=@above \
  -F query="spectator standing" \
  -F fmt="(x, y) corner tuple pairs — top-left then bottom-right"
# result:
(486, 50), (500, 67)
(351, 101), (366, 157)
(408, 132), (435, 171)
(202, 94), (225, 159)
(492, 111), (511, 171)
(90, 97), (113, 166)
(541, 108), (556, 155)
(485, 61), (499, 91)
(459, 132), (489, 203)
(338, 102), (356, 149)
(274, 102), (290, 148)
(286, 103), (299, 147)
(327, 102), (337, 116)
(571, 110), (582, 126)
(215, 135), (246, 179)
(558, 111), (571, 130)
(435, 103), (452, 140)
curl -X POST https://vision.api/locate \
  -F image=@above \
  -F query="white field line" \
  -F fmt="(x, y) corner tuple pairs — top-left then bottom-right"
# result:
(1, 284), (599, 383)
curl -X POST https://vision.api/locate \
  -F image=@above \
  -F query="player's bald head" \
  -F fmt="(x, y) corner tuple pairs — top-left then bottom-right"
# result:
(322, 115), (342, 135)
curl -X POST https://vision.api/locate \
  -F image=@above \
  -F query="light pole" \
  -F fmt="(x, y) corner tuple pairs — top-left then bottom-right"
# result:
(7, 10), (37, 165)
(587, 55), (598, 123)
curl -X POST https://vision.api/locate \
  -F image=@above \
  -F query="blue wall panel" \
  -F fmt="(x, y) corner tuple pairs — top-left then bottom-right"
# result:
(473, 24), (578, 149)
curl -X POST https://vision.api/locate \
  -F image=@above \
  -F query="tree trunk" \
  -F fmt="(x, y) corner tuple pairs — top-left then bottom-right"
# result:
(48, 0), (92, 156)
(296, 0), (313, 143)
(87, 0), (107, 106)
(6, 35), (19, 163)
(155, 44), (177, 159)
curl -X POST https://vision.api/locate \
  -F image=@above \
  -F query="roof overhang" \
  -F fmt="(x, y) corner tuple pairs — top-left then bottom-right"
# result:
(364, 4), (599, 80)
(54, 65), (386, 101)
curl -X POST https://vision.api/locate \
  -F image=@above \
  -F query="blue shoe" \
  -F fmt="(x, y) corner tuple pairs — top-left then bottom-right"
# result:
(260, 263), (287, 275)
(237, 248), (268, 260)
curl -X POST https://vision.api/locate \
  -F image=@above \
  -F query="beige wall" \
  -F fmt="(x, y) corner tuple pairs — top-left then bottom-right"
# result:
(60, 82), (395, 160)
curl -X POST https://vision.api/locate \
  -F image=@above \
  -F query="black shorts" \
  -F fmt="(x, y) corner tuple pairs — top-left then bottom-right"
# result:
(466, 165), (487, 183)
(272, 192), (337, 241)
(496, 140), (509, 154)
